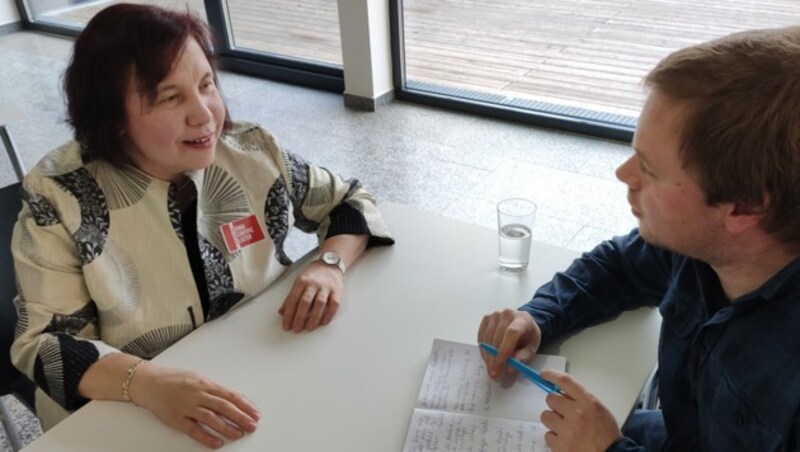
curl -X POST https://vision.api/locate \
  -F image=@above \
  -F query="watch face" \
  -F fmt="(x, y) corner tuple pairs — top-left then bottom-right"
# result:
(321, 252), (340, 265)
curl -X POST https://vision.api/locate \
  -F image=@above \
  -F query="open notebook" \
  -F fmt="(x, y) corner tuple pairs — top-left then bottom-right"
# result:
(403, 339), (567, 452)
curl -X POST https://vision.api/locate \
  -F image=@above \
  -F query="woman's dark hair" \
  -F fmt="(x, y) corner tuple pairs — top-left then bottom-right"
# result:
(64, 3), (231, 167)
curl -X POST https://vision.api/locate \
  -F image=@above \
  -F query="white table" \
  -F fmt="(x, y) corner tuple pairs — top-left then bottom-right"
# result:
(24, 203), (660, 451)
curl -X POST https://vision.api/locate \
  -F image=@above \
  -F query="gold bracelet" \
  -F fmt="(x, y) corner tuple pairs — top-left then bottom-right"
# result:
(122, 359), (146, 405)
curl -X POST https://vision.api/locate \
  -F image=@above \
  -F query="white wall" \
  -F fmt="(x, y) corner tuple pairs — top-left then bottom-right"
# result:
(0, 0), (21, 26)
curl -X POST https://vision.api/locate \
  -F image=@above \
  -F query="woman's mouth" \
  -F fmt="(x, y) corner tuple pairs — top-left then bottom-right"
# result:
(183, 134), (214, 148)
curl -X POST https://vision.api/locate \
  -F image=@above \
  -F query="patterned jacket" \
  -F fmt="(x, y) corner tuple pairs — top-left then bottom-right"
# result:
(10, 121), (393, 428)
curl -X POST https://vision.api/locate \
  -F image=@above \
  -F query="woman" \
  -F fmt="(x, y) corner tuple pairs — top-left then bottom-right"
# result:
(10, 3), (393, 448)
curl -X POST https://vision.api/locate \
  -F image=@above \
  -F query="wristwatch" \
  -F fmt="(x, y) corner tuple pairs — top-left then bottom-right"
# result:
(314, 251), (346, 274)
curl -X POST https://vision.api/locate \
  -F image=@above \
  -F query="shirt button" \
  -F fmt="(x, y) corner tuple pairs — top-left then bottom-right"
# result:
(734, 412), (745, 425)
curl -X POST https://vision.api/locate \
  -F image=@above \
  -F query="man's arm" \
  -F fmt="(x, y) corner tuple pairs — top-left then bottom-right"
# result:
(479, 229), (672, 377)
(521, 229), (673, 345)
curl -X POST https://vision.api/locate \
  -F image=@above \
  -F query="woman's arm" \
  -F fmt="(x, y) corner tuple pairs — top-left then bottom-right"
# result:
(79, 353), (260, 449)
(12, 178), (258, 449)
(259, 131), (393, 332)
(279, 233), (368, 332)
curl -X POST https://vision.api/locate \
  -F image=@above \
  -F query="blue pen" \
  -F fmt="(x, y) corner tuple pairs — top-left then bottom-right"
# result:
(479, 342), (565, 395)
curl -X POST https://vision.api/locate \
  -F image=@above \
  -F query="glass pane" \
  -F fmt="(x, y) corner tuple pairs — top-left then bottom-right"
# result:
(402, 0), (799, 124)
(25, 0), (206, 29)
(227, 0), (342, 66)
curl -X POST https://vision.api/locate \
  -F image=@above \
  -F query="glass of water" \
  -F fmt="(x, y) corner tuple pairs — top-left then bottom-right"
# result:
(497, 198), (536, 271)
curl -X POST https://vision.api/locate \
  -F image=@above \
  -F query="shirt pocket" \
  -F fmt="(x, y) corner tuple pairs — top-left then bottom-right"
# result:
(706, 370), (781, 451)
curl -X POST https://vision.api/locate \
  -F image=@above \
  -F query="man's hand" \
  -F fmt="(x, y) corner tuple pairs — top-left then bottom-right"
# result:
(279, 262), (344, 333)
(477, 308), (542, 378)
(131, 364), (259, 449)
(540, 369), (622, 452)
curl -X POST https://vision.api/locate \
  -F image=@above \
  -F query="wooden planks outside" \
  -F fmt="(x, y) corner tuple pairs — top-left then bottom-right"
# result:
(403, 0), (800, 116)
(45, 0), (800, 118)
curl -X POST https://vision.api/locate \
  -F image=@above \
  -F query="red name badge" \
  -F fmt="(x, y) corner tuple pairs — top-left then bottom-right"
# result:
(219, 215), (266, 253)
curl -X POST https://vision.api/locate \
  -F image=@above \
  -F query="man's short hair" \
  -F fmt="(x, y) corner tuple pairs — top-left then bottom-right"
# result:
(645, 27), (800, 246)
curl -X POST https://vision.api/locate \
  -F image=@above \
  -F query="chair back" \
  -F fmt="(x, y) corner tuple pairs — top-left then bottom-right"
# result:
(0, 182), (35, 410)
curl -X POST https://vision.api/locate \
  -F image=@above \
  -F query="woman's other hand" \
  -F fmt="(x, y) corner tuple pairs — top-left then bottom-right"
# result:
(279, 262), (344, 333)
(131, 364), (260, 449)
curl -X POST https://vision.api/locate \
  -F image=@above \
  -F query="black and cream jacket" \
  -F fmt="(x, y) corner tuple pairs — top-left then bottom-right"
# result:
(10, 122), (393, 428)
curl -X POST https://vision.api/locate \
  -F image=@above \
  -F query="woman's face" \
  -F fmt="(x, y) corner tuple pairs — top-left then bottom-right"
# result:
(123, 38), (225, 183)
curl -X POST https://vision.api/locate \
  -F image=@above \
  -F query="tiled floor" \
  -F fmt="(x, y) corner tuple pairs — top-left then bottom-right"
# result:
(0, 30), (637, 449)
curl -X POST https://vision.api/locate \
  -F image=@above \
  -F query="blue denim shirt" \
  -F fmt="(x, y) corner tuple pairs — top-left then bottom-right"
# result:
(520, 230), (800, 451)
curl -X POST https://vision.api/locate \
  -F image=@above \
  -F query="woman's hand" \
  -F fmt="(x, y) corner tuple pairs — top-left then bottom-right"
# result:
(130, 364), (260, 449)
(539, 369), (621, 452)
(279, 262), (344, 333)
(477, 308), (542, 378)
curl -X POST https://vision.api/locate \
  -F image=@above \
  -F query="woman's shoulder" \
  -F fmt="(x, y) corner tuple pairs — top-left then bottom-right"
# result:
(28, 140), (85, 179)
(22, 140), (87, 192)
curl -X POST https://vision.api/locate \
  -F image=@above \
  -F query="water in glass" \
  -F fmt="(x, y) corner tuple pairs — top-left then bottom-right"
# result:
(499, 223), (532, 271)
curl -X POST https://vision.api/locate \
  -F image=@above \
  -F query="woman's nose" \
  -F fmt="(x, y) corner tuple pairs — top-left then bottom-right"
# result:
(187, 94), (213, 126)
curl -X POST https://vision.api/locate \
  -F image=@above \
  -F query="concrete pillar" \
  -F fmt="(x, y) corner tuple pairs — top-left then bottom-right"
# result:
(337, 0), (394, 111)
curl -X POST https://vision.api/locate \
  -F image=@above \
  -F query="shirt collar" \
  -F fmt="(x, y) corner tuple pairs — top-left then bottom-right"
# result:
(733, 254), (800, 304)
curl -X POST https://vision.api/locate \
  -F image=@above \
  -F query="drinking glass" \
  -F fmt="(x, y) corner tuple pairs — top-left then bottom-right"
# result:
(497, 198), (536, 271)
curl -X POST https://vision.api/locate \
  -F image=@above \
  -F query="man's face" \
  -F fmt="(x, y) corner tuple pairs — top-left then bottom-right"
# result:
(616, 91), (729, 260)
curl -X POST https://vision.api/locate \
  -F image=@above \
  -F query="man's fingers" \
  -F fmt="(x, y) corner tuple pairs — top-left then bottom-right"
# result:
(543, 430), (561, 451)
(540, 408), (565, 432)
(491, 310), (519, 376)
(478, 314), (499, 373)
(541, 369), (586, 400)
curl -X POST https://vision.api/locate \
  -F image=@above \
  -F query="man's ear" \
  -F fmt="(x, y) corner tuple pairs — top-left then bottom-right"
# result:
(724, 199), (766, 234)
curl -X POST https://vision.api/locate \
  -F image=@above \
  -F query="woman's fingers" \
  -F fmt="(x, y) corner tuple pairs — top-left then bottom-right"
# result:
(304, 289), (330, 331)
(282, 266), (344, 333)
(206, 387), (259, 430)
(320, 293), (340, 326)
(291, 286), (316, 332)
(195, 406), (244, 440)
(182, 418), (224, 449)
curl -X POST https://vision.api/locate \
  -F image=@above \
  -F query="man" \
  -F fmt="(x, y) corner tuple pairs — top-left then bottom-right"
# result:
(478, 26), (800, 451)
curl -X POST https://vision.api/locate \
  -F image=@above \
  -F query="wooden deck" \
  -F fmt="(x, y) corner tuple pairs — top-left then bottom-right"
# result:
(46, 0), (800, 118)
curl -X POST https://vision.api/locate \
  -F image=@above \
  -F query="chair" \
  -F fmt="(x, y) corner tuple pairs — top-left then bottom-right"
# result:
(641, 364), (660, 410)
(0, 124), (35, 451)
(0, 125), (26, 183)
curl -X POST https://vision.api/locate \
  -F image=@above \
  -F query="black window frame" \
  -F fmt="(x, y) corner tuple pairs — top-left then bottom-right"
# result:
(12, 0), (345, 93)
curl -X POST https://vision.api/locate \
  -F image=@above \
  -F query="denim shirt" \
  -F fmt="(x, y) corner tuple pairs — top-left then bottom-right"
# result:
(519, 229), (800, 451)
